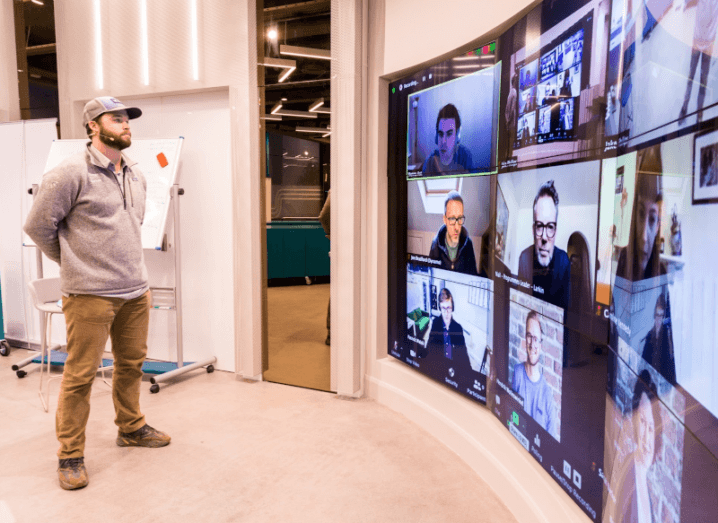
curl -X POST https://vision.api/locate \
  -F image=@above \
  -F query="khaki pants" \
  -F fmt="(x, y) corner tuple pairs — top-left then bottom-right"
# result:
(56, 291), (150, 459)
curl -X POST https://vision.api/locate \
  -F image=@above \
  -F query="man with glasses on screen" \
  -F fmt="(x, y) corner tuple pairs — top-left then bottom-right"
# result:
(512, 311), (557, 438)
(421, 288), (473, 380)
(422, 104), (474, 175)
(518, 180), (570, 309)
(429, 191), (478, 275)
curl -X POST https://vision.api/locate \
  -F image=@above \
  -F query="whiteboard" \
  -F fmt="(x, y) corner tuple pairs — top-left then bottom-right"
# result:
(43, 138), (184, 250)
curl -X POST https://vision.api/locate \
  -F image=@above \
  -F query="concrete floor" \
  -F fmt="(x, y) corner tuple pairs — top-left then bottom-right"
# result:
(0, 348), (517, 523)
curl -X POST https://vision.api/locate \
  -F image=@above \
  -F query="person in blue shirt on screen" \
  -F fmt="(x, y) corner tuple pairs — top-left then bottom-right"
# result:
(422, 103), (474, 175)
(512, 310), (557, 438)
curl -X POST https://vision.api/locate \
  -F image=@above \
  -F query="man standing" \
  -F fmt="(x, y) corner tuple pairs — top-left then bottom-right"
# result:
(422, 104), (474, 175)
(24, 96), (170, 491)
(505, 73), (518, 160)
(429, 191), (478, 275)
(518, 180), (570, 309)
(318, 190), (331, 345)
(512, 311), (557, 438)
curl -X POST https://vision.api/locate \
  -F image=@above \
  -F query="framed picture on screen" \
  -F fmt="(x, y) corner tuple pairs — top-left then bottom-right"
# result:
(693, 128), (718, 205)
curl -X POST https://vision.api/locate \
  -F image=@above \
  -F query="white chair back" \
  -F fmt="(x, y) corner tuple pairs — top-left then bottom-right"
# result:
(27, 278), (62, 310)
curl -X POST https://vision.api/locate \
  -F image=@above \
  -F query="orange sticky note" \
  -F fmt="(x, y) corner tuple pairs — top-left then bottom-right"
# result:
(157, 152), (168, 168)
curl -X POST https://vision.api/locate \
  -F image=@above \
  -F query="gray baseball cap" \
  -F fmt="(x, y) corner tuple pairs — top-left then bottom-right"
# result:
(83, 96), (142, 126)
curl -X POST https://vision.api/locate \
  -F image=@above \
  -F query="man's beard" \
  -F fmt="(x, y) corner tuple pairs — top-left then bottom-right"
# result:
(536, 246), (553, 268)
(98, 127), (131, 150)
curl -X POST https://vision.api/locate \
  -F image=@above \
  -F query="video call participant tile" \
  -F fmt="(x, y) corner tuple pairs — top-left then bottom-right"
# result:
(602, 354), (685, 523)
(604, 0), (718, 152)
(488, 289), (607, 522)
(495, 161), (600, 315)
(406, 64), (500, 179)
(403, 263), (493, 403)
(498, 0), (608, 169)
(605, 136), (718, 452)
(407, 176), (492, 277)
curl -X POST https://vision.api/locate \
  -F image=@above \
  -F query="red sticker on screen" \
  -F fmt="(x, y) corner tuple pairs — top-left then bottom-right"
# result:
(157, 152), (168, 168)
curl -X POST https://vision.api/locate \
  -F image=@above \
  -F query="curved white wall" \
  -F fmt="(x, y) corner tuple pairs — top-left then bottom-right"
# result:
(383, 0), (535, 75)
(364, 0), (592, 521)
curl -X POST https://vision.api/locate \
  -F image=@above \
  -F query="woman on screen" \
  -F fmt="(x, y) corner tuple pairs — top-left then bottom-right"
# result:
(610, 145), (677, 386)
(606, 370), (663, 523)
(615, 145), (666, 282)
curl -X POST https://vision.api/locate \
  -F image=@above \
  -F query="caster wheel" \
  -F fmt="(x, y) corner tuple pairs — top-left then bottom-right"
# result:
(150, 384), (160, 394)
(0, 340), (9, 356)
(17, 370), (27, 378)
(207, 365), (214, 373)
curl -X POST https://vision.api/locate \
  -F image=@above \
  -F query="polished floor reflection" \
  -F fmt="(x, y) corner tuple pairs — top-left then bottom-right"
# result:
(265, 283), (331, 392)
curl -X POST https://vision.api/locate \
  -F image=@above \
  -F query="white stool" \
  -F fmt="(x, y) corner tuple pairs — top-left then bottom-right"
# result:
(27, 278), (113, 412)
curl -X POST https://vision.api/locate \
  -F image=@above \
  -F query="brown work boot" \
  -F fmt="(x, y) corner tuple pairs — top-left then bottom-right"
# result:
(58, 457), (89, 490)
(116, 424), (171, 448)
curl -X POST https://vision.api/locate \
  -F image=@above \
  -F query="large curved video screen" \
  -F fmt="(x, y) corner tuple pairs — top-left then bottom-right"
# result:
(386, 0), (718, 521)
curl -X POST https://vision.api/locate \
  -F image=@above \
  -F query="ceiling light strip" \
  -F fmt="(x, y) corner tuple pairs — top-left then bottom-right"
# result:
(296, 126), (330, 133)
(280, 44), (331, 60)
(190, 0), (199, 80)
(308, 98), (324, 112)
(273, 109), (317, 119)
(139, 0), (149, 85)
(93, 0), (103, 89)
(278, 66), (296, 83)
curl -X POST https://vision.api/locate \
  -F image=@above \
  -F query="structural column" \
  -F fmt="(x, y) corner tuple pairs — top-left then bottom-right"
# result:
(331, 0), (365, 395)
(0, 0), (20, 121)
(232, 0), (265, 379)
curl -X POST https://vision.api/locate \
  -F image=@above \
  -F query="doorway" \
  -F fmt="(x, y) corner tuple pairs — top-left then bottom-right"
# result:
(259, 0), (332, 392)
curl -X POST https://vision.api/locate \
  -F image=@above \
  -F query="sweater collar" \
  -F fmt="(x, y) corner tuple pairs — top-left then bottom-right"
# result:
(86, 143), (137, 172)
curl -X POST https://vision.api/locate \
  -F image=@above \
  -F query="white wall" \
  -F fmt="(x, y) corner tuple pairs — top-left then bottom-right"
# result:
(383, 0), (535, 75)
(54, 0), (244, 135)
(52, 0), (259, 373)
(365, 0), (592, 521)
(0, 119), (58, 346)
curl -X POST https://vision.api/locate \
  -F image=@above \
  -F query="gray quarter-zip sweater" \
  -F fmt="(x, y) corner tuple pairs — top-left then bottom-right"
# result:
(24, 144), (149, 296)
